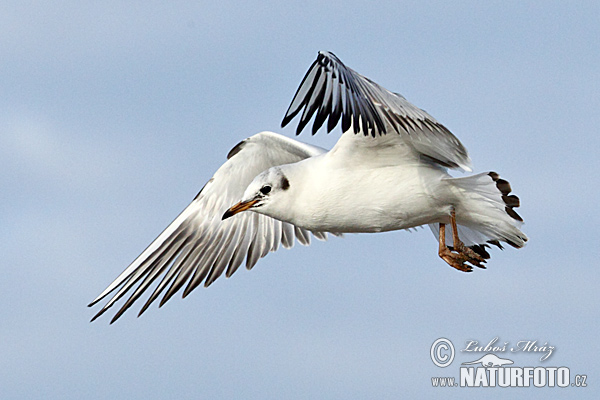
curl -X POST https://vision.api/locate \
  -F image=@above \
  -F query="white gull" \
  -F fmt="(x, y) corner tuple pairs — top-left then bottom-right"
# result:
(89, 51), (527, 322)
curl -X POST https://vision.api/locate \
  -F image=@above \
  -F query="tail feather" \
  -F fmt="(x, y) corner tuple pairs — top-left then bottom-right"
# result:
(429, 171), (528, 261)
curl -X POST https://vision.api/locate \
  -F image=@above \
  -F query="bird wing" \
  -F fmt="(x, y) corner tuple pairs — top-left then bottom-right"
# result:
(89, 131), (331, 323)
(281, 51), (472, 171)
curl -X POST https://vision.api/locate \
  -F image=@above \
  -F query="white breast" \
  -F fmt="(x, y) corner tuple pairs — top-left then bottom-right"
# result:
(280, 148), (455, 233)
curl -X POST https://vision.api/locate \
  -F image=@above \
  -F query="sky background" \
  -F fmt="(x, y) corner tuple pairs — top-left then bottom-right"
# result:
(1, 1), (599, 399)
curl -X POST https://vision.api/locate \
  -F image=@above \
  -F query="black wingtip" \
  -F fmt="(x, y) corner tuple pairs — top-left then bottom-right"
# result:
(281, 114), (293, 129)
(137, 307), (148, 318)
(89, 307), (108, 323)
(488, 172), (524, 224)
(87, 295), (104, 308)
(109, 312), (122, 325)
(137, 297), (154, 318)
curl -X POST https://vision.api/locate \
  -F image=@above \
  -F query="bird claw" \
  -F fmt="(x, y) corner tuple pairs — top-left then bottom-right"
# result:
(455, 242), (486, 269)
(438, 210), (487, 272)
(439, 246), (486, 272)
(439, 247), (474, 272)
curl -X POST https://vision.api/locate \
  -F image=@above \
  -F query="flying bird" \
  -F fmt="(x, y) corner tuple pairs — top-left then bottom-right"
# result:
(89, 51), (527, 323)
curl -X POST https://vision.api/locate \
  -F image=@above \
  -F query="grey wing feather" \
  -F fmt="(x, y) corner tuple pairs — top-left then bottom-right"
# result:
(89, 131), (334, 323)
(282, 51), (472, 171)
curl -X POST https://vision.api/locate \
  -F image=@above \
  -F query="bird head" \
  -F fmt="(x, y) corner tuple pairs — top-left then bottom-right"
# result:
(222, 167), (291, 220)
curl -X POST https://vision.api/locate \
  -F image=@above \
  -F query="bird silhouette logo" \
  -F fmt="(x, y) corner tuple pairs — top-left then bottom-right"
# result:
(461, 353), (514, 367)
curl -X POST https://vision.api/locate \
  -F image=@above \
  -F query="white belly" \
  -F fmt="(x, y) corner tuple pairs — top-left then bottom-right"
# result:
(288, 161), (454, 233)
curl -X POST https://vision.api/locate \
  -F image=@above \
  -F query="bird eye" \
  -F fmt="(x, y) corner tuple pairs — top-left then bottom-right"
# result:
(260, 185), (271, 195)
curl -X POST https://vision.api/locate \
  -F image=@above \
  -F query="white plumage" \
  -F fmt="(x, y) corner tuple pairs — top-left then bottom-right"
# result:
(90, 51), (527, 322)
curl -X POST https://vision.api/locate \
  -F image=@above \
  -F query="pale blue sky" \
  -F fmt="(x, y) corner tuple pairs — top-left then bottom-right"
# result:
(1, 1), (598, 399)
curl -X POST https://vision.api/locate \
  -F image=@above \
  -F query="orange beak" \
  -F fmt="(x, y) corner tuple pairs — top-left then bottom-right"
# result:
(222, 199), (259, 220)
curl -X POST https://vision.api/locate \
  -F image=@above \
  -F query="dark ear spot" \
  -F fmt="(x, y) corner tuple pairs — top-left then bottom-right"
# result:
(281, 176), (290, 190)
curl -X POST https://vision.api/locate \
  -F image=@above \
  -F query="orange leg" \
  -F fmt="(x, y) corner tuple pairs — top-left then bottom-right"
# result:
(438, 210), (485, 272)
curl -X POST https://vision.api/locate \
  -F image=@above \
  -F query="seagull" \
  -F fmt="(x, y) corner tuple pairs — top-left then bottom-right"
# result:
(89, 51), (527, 323)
